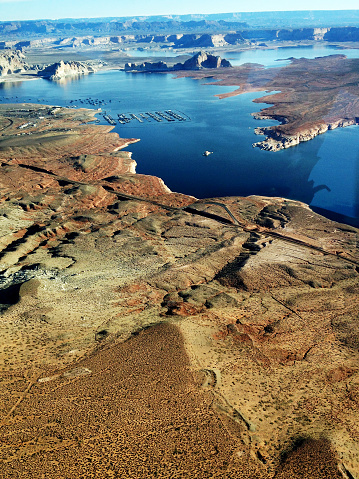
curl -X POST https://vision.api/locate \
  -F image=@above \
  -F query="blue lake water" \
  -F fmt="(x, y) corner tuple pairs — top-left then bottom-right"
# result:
(224, 45), (359, 67)
(0, 45), (358, 225)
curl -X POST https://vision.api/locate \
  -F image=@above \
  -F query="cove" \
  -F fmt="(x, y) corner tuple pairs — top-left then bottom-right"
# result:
(0, 45), (358, 226)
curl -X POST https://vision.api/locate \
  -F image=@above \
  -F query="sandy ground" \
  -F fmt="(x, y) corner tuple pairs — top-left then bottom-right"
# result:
(0, 323), (344, 478)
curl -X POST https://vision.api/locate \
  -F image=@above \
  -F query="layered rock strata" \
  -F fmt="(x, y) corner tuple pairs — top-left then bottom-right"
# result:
(0, 49), (28, 76)
(125, 50), (231, 72)
(0, 104), (358, 478)
(38, 60), (96, 80)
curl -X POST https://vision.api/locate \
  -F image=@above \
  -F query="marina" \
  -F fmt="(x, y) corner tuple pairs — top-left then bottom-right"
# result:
(113, 110), (189, 125)
(102, 114), (117, 125)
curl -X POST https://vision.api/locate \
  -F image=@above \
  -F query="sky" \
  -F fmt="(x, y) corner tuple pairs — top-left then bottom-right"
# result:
(0, 0), (358, 22)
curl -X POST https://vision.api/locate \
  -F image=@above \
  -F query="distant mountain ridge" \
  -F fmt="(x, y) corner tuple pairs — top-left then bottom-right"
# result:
(1, 10), (359, 39)
(0, 19), (249, 39)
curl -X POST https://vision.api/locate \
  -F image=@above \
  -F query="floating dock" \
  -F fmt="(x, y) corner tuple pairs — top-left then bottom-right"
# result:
(101, 109), (189, 126)
(114, 110), (189, 125)
(102, 114), (117, 125)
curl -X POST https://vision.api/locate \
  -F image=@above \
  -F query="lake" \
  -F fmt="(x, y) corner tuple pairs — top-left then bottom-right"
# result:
(0, 44), (358, 226)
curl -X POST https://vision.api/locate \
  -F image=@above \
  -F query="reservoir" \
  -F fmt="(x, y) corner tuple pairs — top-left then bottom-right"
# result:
(0, 45), (358, 225)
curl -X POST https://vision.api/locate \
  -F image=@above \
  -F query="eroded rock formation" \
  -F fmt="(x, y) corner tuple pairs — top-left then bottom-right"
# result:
(125, 51), (231, 72)
(174, 50), (231, 69)
(0, 49), (28, 76)
(38, 60), (96, 80)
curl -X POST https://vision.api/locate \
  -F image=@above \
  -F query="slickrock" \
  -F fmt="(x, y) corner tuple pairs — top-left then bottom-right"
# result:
(38, 60), (96, 80)
(0, 104), (358, 478)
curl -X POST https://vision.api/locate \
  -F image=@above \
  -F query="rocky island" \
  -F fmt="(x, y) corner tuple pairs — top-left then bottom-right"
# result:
(37, 59), (97, 80)
(124, 50), (231, 72)
(0, 104), (358, 478)
(175, 54), (359, 151)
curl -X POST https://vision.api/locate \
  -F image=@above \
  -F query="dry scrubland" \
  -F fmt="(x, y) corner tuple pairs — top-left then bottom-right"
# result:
(0, 104), (358, 478)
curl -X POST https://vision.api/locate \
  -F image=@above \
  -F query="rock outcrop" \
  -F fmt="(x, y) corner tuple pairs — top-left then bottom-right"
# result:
(124, 60), (169, 72)
(37, 60), (96, 80)
(174, 50), (231, 69)
(0, 50), (28, 76)
(252, 117), (359, 151)
(125, 51), (231, 72)
(324, 26), (359, 42)
(171, 33), (245, 48)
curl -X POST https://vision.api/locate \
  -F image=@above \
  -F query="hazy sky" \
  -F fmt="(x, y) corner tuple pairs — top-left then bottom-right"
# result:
(0, 0), (358, 22)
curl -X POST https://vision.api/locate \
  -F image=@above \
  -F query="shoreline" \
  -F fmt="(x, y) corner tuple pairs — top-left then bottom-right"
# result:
(175, 54), (359, 153)
(3, 67), (357, 155)
(0, 72), (40, 82)
(252, 117), (359, 151)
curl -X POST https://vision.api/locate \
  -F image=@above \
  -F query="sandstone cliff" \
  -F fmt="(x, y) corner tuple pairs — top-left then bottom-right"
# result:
(2, 11), (359, 40)
(252, 117), (359, 151)
(38, 60), (96, 80)
(4, 24), (359, 56)
(324, 26), (359, 42)
(124, 60), (169, 72)
(174, 50), (231, 69)
(0, 50), (28, 76)
(125, 51), (231, 72)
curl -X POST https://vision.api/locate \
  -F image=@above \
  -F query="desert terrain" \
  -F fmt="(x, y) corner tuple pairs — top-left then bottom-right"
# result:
(0, 104), (358, 477)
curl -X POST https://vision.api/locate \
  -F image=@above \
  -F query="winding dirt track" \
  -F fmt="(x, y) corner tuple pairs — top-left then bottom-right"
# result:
(4, 159), (358, 269)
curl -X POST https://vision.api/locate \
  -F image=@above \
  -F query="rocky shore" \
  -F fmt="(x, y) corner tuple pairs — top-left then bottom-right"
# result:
(175, 54), (359, 152)
(252, 117), (359, 151)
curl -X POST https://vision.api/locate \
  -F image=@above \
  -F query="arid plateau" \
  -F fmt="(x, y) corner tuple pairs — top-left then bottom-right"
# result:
(0, 102), (358, 478)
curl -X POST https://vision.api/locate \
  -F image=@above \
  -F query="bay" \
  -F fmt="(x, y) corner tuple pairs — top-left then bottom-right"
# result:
(0, 44), (358, 225)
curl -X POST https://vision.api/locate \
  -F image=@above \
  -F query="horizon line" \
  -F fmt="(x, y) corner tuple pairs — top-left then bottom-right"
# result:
(1, 9), (359, 24)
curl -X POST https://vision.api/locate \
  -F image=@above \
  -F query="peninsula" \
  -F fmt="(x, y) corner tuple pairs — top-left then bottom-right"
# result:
(175, 54), (359, 150)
